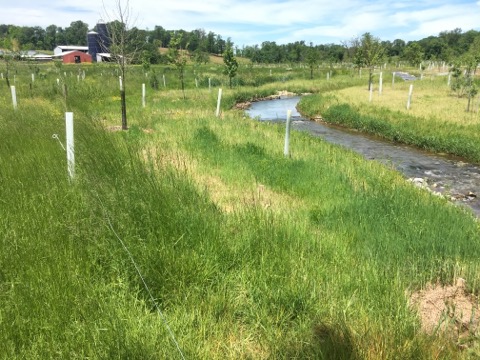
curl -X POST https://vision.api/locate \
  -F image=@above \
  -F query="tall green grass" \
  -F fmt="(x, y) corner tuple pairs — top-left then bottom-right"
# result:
(1, 62), (480, 359)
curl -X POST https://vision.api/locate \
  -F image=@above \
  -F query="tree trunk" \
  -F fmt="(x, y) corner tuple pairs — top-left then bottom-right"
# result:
(121, 89), (128, 130)
(180, 70), (185, 100)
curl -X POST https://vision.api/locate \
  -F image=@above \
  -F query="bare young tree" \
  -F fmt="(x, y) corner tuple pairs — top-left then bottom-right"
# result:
(167, 33), (188, 100)
(2, 53), (14, 88)
(2, 39), (20, 88)
(103, 0), (139, 130)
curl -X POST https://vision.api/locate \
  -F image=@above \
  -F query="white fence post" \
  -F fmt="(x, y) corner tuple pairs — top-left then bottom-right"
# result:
(284, 110), (292, 157)
(66, 112), (75, 180)
(11, 85), (17, 109)
(142, 83), (146, 108)
(406, 84), (414, 110)
(379, 72), (383, 95)
(216, 88), (223, 117)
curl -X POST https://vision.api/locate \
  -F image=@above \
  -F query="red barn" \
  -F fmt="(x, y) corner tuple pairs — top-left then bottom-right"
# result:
(55, 50), (92, 64)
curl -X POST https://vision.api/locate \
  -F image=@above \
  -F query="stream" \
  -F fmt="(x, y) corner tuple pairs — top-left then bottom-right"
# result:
(246, 96), (480, 217)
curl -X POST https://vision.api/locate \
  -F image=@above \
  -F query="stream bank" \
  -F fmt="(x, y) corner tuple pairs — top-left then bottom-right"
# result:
(245, 96), (480, 217)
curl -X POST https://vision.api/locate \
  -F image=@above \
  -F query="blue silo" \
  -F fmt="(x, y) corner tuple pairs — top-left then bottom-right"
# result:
(87, 31), (101, 62)
(96, 21), (110, 53)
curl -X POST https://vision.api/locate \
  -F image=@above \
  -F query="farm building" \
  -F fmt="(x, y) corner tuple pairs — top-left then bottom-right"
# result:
(53, 50), (92, 64)
(22, 52), (53, 61)
(53, 46), (89, 56)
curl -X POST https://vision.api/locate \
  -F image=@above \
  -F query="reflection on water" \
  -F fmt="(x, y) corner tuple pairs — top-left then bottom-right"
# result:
(246, 96), (480, 216)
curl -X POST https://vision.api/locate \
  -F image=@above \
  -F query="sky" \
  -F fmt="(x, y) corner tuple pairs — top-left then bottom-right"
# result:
(1, 0), (480, 47)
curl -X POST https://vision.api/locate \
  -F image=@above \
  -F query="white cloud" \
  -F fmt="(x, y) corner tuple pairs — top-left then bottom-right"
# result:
(0, 0), (479, 46)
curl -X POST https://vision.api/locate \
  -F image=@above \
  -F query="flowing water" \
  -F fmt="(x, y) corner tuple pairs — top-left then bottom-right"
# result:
(246, 96), (480, 216)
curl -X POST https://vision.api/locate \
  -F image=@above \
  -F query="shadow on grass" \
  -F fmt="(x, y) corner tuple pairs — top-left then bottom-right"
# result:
(279, 321), (358, 359)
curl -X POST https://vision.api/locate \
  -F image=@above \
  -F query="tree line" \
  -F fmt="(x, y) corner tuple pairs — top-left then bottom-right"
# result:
(238, 28), (480, 66)
(0, 21), (231, 64)
(1, 21), (479, 68)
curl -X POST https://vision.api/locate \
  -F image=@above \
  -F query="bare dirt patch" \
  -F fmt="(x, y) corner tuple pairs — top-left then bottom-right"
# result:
(105, 125), (123, 132)
(410, 278), (479, 342)
(104, 125), (154, 134)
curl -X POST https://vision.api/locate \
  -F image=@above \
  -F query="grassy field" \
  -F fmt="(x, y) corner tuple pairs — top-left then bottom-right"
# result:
(1, 62), (480, 359)
(298, 71), (480, 162)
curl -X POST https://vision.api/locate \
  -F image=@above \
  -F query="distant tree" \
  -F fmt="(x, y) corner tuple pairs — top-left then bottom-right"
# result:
(468, 36), (480, 75)
(31, 26), (46, 49)
(44, 25), (58, 49)
(141, 42), (161, 65)
(391, 39), (406, 57)
(287, 41), (306, 62)
(403, 42), (424, 67)
(449, 54), (477, 111)
(193, 48), (209, 65)
(223, 44), (238, 88)
(305, 46), (319, 79)
(439, 28), (463, 57)
(351, 33), (385, 90)
(55, 27), (67, 46)
(167, 33), (188, 99)
(186, 28), (206, 52)
(259, 41), (281, 63)
(150, 25), (170, 47)
(206, 31), (218, 54)
(418, 36), (448, 61)
(216, 34), (226, 54)
(64, 21), (88, 45)
(324, 43), (345, 63)
(459, 30), (479, 53)
(460, 54), (478, 111)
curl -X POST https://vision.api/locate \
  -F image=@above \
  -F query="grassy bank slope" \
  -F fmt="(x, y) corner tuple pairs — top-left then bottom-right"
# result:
(298, 75), (480, 162)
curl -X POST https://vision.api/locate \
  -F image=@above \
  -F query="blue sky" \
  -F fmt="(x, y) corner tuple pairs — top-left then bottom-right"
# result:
(1, 0), (480, 47)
